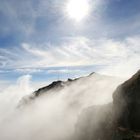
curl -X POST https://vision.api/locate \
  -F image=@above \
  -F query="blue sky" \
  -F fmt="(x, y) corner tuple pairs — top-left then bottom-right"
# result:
(0, 0), (140, 85)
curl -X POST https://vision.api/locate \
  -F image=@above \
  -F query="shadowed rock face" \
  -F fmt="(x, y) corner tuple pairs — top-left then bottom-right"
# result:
(33, 73), (94, 97)
(19, 73), (95, 106)
(74, 70), (140, 140)
(18, 70), (140, 139)
(74, 104), (115, 140)
(113, 70), (140, 132)
(33, 77), (80, 97)
(34, 81), (64, 96)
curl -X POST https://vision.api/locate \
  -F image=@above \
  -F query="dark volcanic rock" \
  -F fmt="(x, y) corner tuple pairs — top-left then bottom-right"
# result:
(18, 80), (65, 106)
(18, 76), (81, 107)
(74, 104), (115, 140)
(113, 70), (140, 132)
(34, 76), (81, 97)
(34, 80), (64, 96)
(74, 70), (140, 140)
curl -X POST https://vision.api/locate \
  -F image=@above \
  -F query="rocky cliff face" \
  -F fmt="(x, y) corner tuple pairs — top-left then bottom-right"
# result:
(18, 70), (140, 139)
(75, 70), (140, 140)
(74, 104), (114, 140)
(113, 70), (140, 132)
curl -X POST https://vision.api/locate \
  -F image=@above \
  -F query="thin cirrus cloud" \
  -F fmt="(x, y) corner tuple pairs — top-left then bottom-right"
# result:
(0, 0), (105, 46)
(0, 0), (140, 43)
(0, 0), (140, 78)
(0, 36), (140, 77)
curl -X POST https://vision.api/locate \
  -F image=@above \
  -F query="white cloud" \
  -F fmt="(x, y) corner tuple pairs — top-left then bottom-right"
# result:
(0, 36), (140, 77)
(0, 80), (11, 92)
(0, 71), (124, 140)
(15, 68), (43, 74)
(22, 36), (140, 76)
(47, 69), (84, 74)
(0, 75), (33, 99)
(0, 75), (33, 120)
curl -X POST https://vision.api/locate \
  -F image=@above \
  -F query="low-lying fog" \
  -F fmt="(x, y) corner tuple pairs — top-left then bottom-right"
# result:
(0, 73), (125, 140)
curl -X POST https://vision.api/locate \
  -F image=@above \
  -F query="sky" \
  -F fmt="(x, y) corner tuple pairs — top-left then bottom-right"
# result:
(0, 0), (140, 87)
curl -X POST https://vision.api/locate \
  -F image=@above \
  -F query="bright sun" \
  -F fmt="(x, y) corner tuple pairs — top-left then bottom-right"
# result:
(65, 0), (90, 22)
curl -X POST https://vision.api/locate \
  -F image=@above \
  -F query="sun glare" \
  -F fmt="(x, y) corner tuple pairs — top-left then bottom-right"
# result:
(65, 0), (91, 22)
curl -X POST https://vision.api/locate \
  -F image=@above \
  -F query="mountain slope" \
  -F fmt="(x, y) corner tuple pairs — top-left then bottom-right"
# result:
(3, 71), (138, 140)
(19, 72), (123, 108)
(113, 70), (140, 132)
(74, 70), (140, 140)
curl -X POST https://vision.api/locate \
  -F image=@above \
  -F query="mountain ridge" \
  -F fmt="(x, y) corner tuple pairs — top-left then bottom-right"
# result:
(74, 70), (140, 140)
(18, 72), (121, 108)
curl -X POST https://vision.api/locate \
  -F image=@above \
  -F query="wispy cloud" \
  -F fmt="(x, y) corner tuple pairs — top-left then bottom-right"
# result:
(0, 36), (140, 76)
(47, 69), (84, 74)
(0, 0), (108, 46)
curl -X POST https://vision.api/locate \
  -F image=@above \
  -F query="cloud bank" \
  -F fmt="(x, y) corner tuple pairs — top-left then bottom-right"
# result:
(0, 73), (125, 140)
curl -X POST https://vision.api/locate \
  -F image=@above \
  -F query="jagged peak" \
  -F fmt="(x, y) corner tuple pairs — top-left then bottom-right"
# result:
(34, 71), (98, 97)
(34, 80), (64, 96)
(89, 72), (95, 76)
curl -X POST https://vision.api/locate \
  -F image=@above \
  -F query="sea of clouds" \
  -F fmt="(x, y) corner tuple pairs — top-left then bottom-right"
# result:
(0, 73), (126, 140)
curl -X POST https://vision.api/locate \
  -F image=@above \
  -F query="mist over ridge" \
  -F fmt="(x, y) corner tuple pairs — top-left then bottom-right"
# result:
(0, 72), (125, 140)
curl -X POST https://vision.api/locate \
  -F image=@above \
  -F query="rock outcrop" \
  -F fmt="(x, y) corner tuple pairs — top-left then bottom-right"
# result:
(113, 70), (140, 132)
(75, 70), (140, 140)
